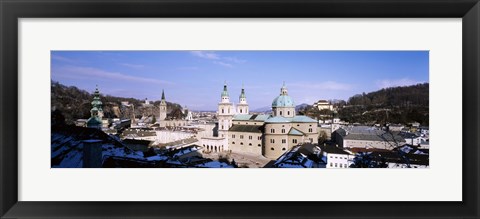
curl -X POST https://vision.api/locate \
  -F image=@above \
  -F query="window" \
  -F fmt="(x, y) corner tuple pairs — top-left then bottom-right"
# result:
(258, 136), (261, 140)
(222, 109), (224, 113)
(228, 109), (230, 113)
(288, 111), (290, 115)
(271, 129), (275, 133)
(258, 144), (261, 147)
(249, 136), (252, 140)
(222, 125), (224, 129)
(293, 139), (297, 144)
(232, 142), (235, 144)
(240, 142), (243, 145)
(249, 143), (252, 146)
(310, 124), (312, 127)
(335, 163), (338, 167)
(280, 111), (282, 115)
(246, 122), (248, 124)
(232, 135), (235, 138)
(281, 129), (285, 133)
(271, 147), (274, 150)
(330, 163), (333, 167)
(308, 128), (313, 132)
(240, 109), (242, 113)
(240, 135), (244, 139)
(282, 139), (286, 143)
(270, 139), (275, 143)
(282, 148), (286, 151)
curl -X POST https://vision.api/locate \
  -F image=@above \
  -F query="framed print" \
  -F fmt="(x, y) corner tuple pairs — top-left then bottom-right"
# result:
(1, 0), (479, 218)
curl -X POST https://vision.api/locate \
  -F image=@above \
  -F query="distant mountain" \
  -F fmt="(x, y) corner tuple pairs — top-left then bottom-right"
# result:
(295, 103), (310, 111)
(252, 106), (272, 113)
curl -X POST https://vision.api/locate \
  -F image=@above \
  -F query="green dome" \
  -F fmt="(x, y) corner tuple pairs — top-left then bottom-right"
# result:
(272, 95), (295, 107)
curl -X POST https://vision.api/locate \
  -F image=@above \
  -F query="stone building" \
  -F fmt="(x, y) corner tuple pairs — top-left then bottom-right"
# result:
(334, 126), (406, 150)
(204, 82), (319, 160)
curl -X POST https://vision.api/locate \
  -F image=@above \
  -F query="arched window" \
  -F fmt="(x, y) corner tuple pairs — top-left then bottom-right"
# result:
(288, 111), (290, 115)
(240, 109), (242, 113)
(271, 147), (274, 150)
(280, 111), (282, 116)
(222, 109), (224, 113)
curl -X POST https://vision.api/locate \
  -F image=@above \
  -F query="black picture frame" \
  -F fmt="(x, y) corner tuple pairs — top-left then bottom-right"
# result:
(1, 0), (479, 218)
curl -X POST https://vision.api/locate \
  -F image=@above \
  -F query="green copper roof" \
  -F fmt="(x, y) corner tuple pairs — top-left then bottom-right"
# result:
(264, 116), (291, 123)
(233, 114), (253, 121)
(272, 95), (295, 107)
(221, 83), (229, 97)
(239, 88), (246, 99)
(291, 115), (317, 123)
(86, 117), (102, 127)
(265, 115), (317, 124)
(91, 86), (103, 109)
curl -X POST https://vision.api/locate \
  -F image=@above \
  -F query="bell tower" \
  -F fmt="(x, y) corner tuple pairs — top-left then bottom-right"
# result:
(217, 82), (234, 138)
(159, 89), (167, 121)
(237, 83), (249, 115)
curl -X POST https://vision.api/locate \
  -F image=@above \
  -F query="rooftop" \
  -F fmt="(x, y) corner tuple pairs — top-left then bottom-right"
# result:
(229, 125), (263, 133)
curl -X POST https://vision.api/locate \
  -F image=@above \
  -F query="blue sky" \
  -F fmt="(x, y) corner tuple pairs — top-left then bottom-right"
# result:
(51, 51), (429, 111)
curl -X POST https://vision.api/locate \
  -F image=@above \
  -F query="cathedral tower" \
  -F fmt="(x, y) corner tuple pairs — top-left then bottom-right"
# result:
(159, 89), (167, 121)
(217, 82), (234, 138)
(236, 84), (249, 115)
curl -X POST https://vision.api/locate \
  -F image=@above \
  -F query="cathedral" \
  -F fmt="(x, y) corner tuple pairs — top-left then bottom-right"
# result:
(211, 82), (319, 159)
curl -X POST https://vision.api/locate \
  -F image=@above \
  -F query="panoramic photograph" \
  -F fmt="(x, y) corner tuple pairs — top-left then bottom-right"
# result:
(51, 51), (429, 168)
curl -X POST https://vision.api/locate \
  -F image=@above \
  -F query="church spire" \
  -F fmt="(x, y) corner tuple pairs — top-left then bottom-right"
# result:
(239, 83), (246, 100)
(221, 81), (229, 97)
(161, 89), (166, 101)
(86, 85), (103, 129)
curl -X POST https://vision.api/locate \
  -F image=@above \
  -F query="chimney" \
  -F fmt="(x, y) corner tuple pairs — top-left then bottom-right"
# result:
(83, 140), (103, 168)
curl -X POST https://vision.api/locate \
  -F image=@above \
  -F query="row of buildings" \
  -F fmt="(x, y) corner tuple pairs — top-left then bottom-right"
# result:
(75, 82), (428, 168)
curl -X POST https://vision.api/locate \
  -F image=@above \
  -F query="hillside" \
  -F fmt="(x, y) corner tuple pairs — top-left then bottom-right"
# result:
(338, 83), (429, 125)
(51, 81), (182, 124)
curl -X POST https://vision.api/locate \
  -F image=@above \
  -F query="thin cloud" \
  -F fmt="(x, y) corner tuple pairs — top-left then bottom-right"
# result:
(224, 57), (246, 64)
(376, 78), (423, 89)
(51, 54), (77, 63)
(119, 63), (145, 68)
(177, 66), (199, 71)
(53, 65), (173, 85)
(190, 51), (246, 67)
(213, 61), (233, 68)
(190, 51), (220, 60)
